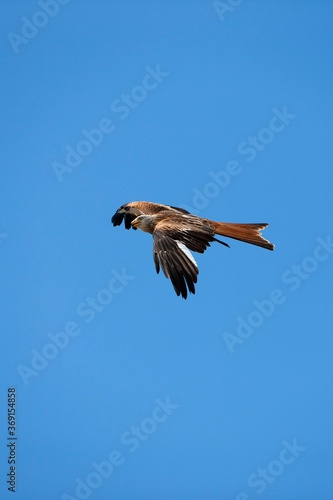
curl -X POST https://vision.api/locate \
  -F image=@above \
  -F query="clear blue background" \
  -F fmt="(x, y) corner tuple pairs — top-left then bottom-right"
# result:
(1, 1), (333, 499)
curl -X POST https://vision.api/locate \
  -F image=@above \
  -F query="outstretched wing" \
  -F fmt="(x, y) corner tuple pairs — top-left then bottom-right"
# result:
(153, 231), (199, 299)
(154, 214), (229, 253)
(111, 202), (190, 230)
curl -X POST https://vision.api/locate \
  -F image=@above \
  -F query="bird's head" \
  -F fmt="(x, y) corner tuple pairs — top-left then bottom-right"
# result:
(131, 215), (155, 233)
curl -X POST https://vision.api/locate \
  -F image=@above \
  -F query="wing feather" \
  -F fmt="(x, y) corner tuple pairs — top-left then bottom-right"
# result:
(111, 210), (137, 229)
(153, 232), (198, 299)
(154, 214), (218, 253)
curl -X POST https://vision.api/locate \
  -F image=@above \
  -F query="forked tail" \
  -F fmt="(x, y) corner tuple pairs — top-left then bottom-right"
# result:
(211, 221), (274, 250)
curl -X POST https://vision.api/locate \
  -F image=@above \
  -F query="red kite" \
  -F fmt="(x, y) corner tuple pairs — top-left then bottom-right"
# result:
(111, 201), (274, 299)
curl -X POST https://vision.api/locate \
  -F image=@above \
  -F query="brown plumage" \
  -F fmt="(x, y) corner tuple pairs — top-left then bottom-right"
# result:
(111, 201), (274, 299)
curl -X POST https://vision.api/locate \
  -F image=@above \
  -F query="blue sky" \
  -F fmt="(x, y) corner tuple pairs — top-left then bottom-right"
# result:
(1, 1), (333, 499)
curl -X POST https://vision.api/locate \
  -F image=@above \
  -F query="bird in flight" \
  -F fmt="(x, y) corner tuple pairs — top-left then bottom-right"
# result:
(111, 201), (274, 299)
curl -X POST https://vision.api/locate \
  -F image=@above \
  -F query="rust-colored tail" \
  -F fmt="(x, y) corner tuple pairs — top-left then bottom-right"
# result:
(211, 221), (274, 250)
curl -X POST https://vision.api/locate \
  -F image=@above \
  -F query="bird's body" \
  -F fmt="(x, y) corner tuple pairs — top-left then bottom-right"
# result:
(111, 201), (274, 299)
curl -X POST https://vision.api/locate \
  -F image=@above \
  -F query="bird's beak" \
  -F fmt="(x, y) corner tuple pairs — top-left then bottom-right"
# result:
(131, 219), (138, 228)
